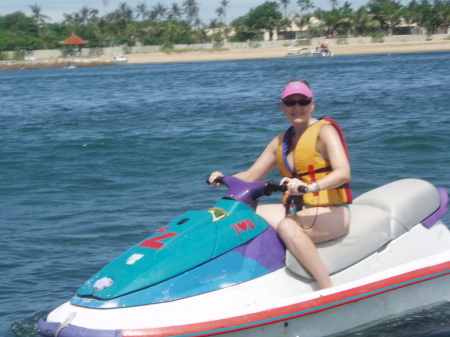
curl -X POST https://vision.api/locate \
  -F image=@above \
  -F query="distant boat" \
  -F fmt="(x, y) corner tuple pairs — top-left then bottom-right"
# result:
(111, 54), (128, 64)
(284, 47), (311, 57)
(63, 62), (76, 69)
(311, 46), (334, 57)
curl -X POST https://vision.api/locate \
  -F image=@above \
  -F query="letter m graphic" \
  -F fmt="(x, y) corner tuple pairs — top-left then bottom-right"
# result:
(139, 226), (178, 249)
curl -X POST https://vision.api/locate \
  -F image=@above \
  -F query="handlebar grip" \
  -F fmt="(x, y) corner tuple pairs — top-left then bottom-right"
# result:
(206, 177), (223, 185)
(265, 180), (282, 194)
(298, 185), (308, 193)
(280, 182), (308, 193)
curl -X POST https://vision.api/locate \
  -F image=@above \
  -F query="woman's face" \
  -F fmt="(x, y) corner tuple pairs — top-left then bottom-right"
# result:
(281, 94), (315, 126)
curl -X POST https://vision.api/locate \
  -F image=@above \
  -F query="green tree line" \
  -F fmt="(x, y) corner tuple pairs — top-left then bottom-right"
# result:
(0, 0), (449, 53)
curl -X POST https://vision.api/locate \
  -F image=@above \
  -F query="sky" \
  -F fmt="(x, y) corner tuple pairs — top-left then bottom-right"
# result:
(2, 0), (371, 24)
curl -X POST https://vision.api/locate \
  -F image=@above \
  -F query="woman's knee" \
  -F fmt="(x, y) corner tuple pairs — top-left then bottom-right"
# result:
(277, 217), (304, 238)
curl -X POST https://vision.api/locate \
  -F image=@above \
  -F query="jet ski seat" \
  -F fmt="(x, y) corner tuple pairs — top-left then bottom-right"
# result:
(286, 179), (442, 279)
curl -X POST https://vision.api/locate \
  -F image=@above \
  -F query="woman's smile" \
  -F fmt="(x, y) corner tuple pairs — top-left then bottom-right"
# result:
(286, 107), (311, 123)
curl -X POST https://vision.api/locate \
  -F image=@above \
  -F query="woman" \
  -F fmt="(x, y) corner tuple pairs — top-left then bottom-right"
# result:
(209, 79), (352, 289)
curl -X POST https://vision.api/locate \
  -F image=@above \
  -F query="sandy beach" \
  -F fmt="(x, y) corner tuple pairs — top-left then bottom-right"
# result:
(112, 39), (450, 64)
(1, 39), (449, 70)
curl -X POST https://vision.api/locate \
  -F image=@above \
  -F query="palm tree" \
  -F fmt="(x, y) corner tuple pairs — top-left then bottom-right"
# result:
(135, 2), (148, 20)
(77, 6), (98, 25)
(29, 4), (51, 49)
(106, 2), (134, 37)
(193, 16), (203, 31)
(219, 0), (230, 24)
(367, 0), (403, 35)
(279, 0), (291, 18)
(168, 3), (183, 20)
(434, 5), (450, 34)
(385, 9), (402, 35)
(352, 6), (380, 36)
(322, 8), (343, 36)
(297, 0), (315, 14)
(183, 0), (200, 27)
(79, 6), (90, 24)
(210, 18), (220, 31)
(163, 20), (178, 42)
(29, 3), (50, 24)
(63, 13), (80, 32)
(216, 6), (225, 23)
(63, 13), (74, 24)
(296, 13), (314, 35)
(118, 2), (134, 21)
(90, 8), (100, 22)
(151, 3), (168, 21)
(329, 0), (339, 10)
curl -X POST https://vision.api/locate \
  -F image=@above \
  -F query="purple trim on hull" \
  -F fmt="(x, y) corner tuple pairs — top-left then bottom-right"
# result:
(236, 226), (285, 271)
(38, 318), (121, 337)
(421, 187), (449, 228)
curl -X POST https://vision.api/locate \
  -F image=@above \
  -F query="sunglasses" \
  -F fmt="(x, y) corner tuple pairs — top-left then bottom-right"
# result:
(282, 98), (312, 107)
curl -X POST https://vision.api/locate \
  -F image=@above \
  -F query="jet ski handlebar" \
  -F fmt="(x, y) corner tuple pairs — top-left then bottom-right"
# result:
(207, 175), (306, 206)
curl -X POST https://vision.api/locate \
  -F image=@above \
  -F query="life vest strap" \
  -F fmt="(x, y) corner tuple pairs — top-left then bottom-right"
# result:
(337, 182), (351, 189)
(296, 165), (332, 177)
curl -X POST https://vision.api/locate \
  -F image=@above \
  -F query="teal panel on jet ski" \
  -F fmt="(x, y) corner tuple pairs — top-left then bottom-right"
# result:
(76, 199), (268, 300)
(72, 252), (268, 308)
(71, 226), (284, 308)
(77, 210), (217, 299)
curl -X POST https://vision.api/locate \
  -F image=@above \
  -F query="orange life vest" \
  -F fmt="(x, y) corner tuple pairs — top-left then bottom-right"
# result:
(276, 117), (352, 207)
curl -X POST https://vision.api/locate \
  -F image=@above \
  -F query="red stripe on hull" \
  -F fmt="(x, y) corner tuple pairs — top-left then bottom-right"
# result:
(123, 261), (450, 337)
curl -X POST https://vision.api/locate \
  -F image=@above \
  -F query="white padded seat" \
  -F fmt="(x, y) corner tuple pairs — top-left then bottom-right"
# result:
(286, 179), (441, 279)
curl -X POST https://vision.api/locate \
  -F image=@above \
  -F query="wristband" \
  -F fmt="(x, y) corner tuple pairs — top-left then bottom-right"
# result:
(311, 181), (319, 193)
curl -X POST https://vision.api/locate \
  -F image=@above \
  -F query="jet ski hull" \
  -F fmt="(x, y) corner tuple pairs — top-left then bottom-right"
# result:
(38, 178), (450, 337)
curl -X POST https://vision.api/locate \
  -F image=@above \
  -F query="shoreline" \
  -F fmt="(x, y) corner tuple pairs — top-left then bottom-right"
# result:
(2, 39), (449, 70)
(119, 40), (450, 64)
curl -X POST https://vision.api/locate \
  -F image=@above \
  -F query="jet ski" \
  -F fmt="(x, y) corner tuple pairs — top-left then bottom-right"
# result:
(38, 176), (450, 337)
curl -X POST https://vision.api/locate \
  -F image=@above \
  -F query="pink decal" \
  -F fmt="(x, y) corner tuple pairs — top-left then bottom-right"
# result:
(231, 219), (255, 234)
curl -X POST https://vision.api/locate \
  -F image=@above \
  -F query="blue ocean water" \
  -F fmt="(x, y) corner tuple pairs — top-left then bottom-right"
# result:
(1, 51), (449, 337)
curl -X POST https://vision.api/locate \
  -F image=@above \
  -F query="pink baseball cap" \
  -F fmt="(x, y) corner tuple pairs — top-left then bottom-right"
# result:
(281, 81), (313, 99)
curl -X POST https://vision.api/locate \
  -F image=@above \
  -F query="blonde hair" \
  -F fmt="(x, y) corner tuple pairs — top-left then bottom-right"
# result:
(284, 78), (311, 89)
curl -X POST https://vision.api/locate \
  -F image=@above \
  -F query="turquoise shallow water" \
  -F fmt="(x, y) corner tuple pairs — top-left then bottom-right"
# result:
(1, 51), (450, 336)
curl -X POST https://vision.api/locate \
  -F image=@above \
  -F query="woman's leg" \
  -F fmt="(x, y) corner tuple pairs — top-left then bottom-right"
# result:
(277, 206), (350, 289)
(277, 217), (334, 288)
(256, 204), (349, 289)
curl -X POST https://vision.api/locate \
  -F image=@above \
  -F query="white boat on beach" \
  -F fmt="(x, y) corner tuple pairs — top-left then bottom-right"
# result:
(285, 47), (311, 57)
(111, 53), (128, 64)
